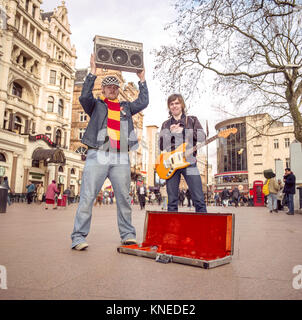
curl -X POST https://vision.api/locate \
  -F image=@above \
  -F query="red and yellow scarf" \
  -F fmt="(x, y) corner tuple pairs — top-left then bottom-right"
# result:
(103, 97), (121, 150)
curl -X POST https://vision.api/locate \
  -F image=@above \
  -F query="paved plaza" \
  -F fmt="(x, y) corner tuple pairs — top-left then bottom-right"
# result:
(0, 202), (302, 300)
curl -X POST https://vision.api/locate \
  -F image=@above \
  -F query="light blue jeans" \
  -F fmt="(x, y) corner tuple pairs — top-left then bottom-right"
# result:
(267, 193), (278, 211)
(71, 149), (136, 248)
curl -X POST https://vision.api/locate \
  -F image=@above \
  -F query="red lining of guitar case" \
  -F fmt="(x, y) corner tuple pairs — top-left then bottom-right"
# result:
(121, 211), (233, 261)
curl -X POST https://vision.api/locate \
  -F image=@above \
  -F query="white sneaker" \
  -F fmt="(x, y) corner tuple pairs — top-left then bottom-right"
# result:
(122, 238), (137, 245)
(73, 242), (88, 250)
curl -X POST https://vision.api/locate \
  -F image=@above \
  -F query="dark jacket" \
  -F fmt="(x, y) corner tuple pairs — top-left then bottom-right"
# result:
(79, 73), (149, 151)
(159, 114), (206, 160)
(221, 189), (231, 200)
(283, 173), (296, 194)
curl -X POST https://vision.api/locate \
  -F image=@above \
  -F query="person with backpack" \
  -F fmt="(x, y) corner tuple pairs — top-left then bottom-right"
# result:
(264, 172), (280, 213)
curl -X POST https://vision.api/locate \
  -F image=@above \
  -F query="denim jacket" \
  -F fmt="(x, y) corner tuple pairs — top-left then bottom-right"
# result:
(79, 73), (149, 151)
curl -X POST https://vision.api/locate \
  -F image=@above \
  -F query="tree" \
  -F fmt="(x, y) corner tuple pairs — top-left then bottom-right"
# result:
(154, 0), (302, 143)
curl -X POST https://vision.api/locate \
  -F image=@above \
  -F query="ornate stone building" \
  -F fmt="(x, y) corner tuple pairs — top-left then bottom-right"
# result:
(0, 0), (83, 194)
(71, 67), (144, 188)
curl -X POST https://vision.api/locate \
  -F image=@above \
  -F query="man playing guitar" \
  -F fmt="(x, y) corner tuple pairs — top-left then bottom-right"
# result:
(159, 94), (207, 213)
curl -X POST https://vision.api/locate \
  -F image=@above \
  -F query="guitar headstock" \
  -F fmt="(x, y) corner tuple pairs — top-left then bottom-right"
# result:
(218, 127), (238, 138)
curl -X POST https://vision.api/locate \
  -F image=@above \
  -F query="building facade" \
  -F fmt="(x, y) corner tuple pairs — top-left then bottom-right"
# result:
(214, 113), (296, 194)
(0, 0), (83, 195)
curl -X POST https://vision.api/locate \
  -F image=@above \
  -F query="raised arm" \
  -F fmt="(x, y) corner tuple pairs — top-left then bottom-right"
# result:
(129, 69), (149, 115)
(79, 54), (97, 117)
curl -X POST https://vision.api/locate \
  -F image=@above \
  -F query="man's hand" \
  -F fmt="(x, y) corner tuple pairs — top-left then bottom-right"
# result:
(170, 123), (183, 133)
(90, 53), (97, 75)
(137, 68), (145, 82)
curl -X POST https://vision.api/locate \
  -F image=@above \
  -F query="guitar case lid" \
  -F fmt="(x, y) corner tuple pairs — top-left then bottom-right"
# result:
(118, 211), (235, 269)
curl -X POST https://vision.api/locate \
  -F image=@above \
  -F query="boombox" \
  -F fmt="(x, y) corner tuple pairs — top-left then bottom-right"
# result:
(93, 35), (144, 73)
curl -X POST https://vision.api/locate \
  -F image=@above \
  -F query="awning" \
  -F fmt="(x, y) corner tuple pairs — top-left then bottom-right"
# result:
(32, 148), (66, 164)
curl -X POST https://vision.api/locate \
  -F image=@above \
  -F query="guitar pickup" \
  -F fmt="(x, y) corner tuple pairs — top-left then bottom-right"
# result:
(163, 160), (171, 169)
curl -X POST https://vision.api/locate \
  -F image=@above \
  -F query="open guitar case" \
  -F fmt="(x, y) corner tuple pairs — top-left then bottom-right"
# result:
(118, 211), (235, 269)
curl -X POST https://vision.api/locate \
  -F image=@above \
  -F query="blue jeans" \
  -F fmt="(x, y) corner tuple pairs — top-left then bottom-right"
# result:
(287, 193), (294, 213)
(166, 164), (207, 213)
(71, 149), (136, 248)
(267, 193), (277, 211)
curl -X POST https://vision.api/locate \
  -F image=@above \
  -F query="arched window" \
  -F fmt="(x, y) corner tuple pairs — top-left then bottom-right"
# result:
(12, 82), (23, 98)
(0, 153), (6, 162)
(75, 146), (87, 155)
(58, 166), (64, 172)
(58, 99), (64, 116)
(47, 96), (54, 112)
(55, 129), (62, 147)
(70, 168), (75, 175)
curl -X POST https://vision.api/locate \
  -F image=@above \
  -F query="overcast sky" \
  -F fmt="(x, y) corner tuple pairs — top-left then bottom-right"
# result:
(41, 0), (222, 173)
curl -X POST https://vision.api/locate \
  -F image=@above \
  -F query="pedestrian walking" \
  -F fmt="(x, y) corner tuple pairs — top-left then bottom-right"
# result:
(221, 187), (230, 207)
(232, 187), (240, 208)
(137, 182), (147, 210)
(1, 176), (12, 206)
(185, 189), (192, 208)
(94, 190), (103, 207)
(26, 181), (35, 204)
(161, 185), (168, 210)
(283, 167), (296, 215)
(45, 180), (59, 210)
(178, 189), (185, 207)
(36, 183), (44, 204)
(277, 179), (284, 211)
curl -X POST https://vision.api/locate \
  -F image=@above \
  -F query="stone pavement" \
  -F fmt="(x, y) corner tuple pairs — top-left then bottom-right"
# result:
(0, 202), (302, 300)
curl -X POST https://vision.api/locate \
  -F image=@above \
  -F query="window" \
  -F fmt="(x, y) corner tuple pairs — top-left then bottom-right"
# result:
(79, 128), (86, 140)
(273, 139), (279, 149)
(71, 168), (76, 175)
(79, 112), (87, 122)
(76, 146), (87, 155)
(32, 160), (40, 168)
(25, 0), (30, 12)
(32, 5), (36, 17)
(58, 99), (64, 116)
(254, 163), (263, 166)
(47, 96), (54, 112)
(55, 129), (62, 146)
(12, 82), (23, 98)
(22, 57), (27, 68)
(58, 166), (64, 173)
(286, 158), (290, 168)
(0, 153), (6, 162)
(284, 138), (290, 148)
(14, 116), (22, 134)
(254, 154), (262, 156)
(49, 70), (56, 85)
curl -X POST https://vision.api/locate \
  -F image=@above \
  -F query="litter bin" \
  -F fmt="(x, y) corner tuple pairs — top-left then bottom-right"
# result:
(297, 186), (302, 209)
(0, 186), (8, 213)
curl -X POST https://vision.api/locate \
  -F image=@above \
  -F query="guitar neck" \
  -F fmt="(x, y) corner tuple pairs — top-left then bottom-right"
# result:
(185, 134), (219, 156)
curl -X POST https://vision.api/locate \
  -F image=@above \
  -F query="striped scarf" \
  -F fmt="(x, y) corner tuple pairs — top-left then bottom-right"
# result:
(104, 97), (120, 150)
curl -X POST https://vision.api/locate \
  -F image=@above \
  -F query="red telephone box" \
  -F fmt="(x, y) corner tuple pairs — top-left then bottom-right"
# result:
(253, 180), (264, 206)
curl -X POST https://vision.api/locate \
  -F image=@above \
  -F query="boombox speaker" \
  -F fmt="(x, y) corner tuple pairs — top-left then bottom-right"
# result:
(94, 35), (144, 73)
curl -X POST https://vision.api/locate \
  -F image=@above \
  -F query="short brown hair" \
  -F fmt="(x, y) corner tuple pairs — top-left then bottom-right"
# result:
(167, 94), (186, 116)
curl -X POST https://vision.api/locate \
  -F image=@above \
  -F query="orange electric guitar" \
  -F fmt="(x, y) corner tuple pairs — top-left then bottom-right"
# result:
(155, 127), (238, 180)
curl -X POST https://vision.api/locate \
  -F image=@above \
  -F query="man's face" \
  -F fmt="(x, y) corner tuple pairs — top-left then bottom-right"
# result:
(102, 85), (119, 100)
(285, 169), (290, 175)
(169, 98), (183, 117)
